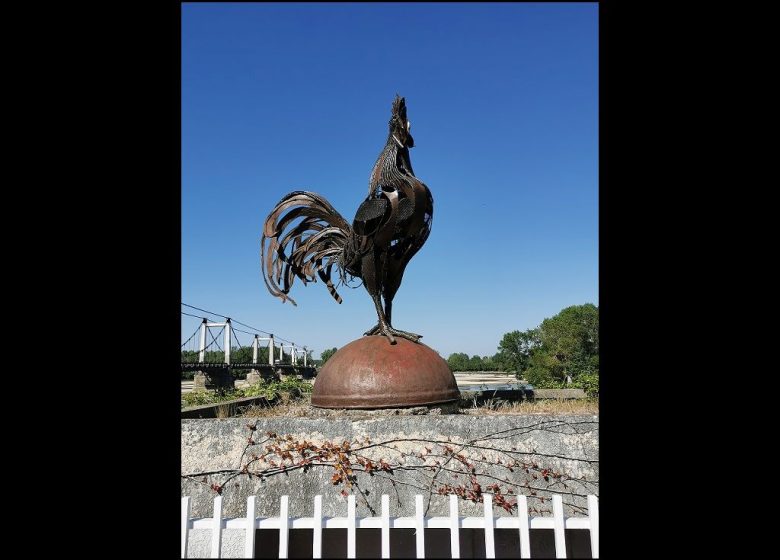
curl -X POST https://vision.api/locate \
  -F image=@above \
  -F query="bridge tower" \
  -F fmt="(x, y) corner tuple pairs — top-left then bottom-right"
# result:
(193, 317), (234, 391)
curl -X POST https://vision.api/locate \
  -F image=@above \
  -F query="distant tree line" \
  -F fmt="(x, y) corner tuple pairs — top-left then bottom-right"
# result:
(445, 352), (506, 372)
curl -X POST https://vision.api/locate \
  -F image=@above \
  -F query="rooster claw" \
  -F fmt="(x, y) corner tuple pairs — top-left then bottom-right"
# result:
(364, 324), (422, 344)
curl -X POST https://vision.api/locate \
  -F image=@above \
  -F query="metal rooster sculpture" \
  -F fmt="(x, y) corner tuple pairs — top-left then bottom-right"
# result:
(261, 95), (433, 344)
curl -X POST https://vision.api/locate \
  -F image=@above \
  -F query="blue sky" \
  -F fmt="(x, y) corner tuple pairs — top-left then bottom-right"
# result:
(182, 2), (598, 360)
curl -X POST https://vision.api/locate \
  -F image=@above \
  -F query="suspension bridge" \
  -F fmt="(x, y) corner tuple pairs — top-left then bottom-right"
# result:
(180, 303), (315, 377)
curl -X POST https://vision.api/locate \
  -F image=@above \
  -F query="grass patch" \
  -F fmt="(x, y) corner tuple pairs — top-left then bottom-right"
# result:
(238, 396), (598, 417)
(215, 402), (234, 418)
(241, 397), (314, 417)
(461, 398), (599, 415)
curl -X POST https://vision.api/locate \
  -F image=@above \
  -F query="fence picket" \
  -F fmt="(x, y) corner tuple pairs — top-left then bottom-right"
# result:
(415, 495), (425, 558)
(244, 496), (256, 559)
(381, 495), (390, 559)
(211, 495), (223, 558)
(348, 494), (356, 559)
(449, 495), (460, 559)
(552, 495), (566, 558)
(279, 495), (289, 559)
(182, 497), (191, 558)
(313, 495), (323, 559)
(517, 495), (531, 558)
(588, 495), (599, 558)
(483, 494), (495, 559)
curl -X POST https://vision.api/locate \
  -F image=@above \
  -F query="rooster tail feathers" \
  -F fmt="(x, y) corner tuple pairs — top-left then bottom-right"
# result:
(261, 191), (352, 305)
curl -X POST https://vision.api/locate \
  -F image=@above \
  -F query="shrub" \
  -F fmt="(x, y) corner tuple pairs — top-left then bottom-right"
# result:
(573, 372), (599, 398)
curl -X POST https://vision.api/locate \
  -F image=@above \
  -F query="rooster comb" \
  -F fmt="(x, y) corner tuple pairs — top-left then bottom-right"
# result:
(391, 94), (406, 117)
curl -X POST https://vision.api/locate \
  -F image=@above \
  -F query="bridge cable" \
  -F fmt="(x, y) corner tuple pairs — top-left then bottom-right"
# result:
(228, 318), (273, 337)
(181, 311), (210, 321)
(231, 320), (294, 345)
(181, 325), (201, 348)
(181, 303), (226, 319)
(231, 329), (243, 354)
(231, 326), (261, 337)
(210, 326), (224, 353)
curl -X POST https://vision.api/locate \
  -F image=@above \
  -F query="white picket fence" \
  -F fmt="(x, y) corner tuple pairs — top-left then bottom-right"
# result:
(182, 493), (598, 559)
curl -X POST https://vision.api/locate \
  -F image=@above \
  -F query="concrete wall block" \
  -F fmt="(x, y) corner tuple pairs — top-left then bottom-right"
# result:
(182, 415), (598, 520)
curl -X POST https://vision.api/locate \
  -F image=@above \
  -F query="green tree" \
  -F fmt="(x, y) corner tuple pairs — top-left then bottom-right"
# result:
(524, 350), (562, 387)
(496, 329), (540, 373)
(231, 346), (253, 364)
(538, 303), (598, 381)
(468, 355), (484, 371)
(490, 352), (509, 371)
(520, 304), (599, 393)
(494, 304), (599, 395)
(447, 352), (470, 371)
(320, 347), (338, 365)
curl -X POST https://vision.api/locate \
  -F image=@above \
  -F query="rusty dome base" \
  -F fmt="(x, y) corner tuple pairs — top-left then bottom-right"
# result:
(311, 336), (460, 409)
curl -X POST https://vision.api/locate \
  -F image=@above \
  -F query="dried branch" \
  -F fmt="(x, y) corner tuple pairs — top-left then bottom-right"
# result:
(181, 424), (598, 514)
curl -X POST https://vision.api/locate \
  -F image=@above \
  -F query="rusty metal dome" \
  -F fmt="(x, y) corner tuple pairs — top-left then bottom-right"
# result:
(311, 337), (460, 409)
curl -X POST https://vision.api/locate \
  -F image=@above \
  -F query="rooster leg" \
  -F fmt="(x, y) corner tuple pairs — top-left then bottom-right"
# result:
(366, 293), (396, 344)
(361, 251), (394, 342)
(384, 299), (422, 342)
